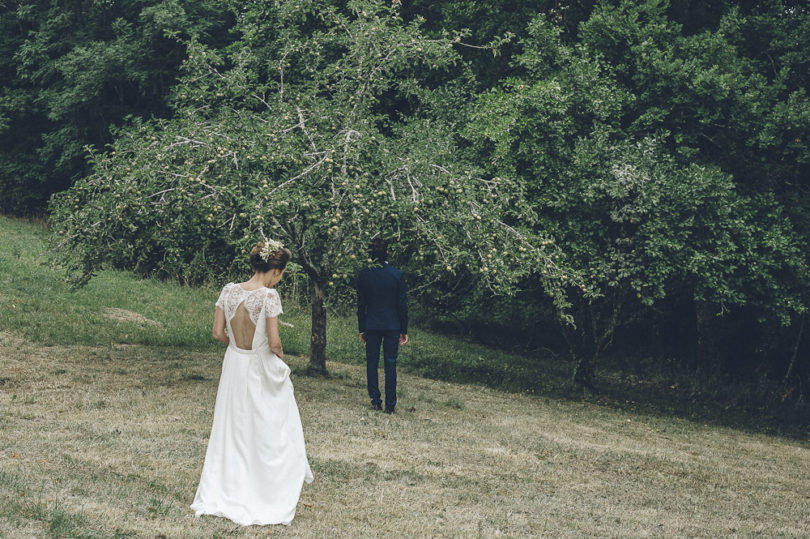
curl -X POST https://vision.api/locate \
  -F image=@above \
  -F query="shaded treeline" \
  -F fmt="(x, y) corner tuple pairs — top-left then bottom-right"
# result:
(2, 0), (809, 397)
(410, 0), (810, 394)
(0, 0), (233, 213)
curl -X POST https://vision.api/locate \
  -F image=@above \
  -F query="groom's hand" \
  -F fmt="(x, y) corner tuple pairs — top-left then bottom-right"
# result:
(399, 333), (408, 345)
(359, 333), (366, 343)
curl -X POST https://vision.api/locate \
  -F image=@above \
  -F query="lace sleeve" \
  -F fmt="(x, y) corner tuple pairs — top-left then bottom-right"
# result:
(215, 283), (231, 310)
(264, 288), (283, 318)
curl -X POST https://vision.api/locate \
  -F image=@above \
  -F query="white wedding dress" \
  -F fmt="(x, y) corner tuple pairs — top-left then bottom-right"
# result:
(191, 283), (313, 526)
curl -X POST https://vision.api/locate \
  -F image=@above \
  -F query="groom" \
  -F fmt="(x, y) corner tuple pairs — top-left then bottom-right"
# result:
(357, 238), (408, 414)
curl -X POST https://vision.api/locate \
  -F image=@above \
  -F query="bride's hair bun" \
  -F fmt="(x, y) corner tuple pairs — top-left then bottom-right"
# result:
(250, 242), (291, 272)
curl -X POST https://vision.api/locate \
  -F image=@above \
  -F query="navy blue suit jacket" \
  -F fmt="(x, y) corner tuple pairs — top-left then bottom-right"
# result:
(357, 262), (408, 334)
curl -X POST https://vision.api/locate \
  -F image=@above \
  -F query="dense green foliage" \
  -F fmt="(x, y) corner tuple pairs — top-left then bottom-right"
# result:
(0, 0), (231, 214)
(0, 0), (806, 393)
(461, 8), (808, 385)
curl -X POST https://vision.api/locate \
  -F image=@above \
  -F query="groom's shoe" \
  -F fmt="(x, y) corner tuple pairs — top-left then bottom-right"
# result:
(383, 407), (395, 414)
(371, 403), (382, 411)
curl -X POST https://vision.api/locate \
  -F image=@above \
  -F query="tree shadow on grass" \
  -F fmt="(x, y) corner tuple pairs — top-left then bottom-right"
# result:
(579, 372), (810, 441)
(398, 342), (809, 441)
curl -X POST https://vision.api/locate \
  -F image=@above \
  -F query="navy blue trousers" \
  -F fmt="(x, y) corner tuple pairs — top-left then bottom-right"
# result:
(365, 330), (399, 409)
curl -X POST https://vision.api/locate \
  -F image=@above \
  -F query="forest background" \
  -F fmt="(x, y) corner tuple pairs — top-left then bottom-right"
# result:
(2, 0), (809, 419)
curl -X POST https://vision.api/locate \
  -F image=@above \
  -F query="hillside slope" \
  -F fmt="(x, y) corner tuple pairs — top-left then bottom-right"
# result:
(0, 218), (808, 536)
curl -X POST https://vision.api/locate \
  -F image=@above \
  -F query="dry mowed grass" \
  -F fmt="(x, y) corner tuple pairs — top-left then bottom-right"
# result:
(1, 331), (808, 538)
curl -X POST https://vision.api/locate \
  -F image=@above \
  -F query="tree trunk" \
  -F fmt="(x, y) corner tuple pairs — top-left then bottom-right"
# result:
(784, 313), (805, 383)
(695, 300), (719, 372)
(563, 309), (595, 391)
(572, 352), (595, 390)
(308, 280), (328, 376)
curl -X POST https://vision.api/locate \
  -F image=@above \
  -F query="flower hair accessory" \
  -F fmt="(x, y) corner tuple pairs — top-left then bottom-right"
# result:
(260, 238), (284, 262)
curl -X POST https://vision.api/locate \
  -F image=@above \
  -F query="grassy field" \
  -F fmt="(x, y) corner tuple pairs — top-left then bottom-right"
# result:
(1, 215), (809, 537)
(2, 334), (809, 537)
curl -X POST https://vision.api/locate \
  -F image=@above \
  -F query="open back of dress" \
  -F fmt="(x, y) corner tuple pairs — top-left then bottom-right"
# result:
(230, 304), (257, 350)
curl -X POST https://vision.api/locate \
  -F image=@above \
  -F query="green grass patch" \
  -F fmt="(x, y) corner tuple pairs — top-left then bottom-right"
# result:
(1, 214), (568, 394)
(1, 215), (215, 349)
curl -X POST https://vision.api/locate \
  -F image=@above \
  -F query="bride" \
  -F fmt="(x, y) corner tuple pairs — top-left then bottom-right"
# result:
(191, 239), (313, 526)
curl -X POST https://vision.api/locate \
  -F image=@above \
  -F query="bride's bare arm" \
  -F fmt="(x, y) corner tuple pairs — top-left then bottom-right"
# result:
(266, 316), (284, 359)
(213, 307), (230, 345)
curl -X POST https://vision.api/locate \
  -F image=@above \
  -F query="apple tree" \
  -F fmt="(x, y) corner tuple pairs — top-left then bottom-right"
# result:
(50, 0), (570, 374)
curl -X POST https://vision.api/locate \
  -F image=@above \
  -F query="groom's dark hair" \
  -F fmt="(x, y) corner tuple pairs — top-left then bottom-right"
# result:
(369, 238), (388, 263)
